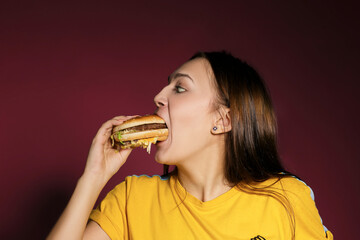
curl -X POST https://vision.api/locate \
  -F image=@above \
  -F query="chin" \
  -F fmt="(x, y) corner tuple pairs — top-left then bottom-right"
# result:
(154, 140), (170, 163)
(154, 148), (176, 166)
(154, 150), (167, 165)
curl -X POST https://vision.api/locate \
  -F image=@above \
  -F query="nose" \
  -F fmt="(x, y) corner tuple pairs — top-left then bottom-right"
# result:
(154, 87), (168, 108)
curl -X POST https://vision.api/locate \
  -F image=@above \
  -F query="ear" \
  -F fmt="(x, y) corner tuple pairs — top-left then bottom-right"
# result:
(211, 107), (232, 134)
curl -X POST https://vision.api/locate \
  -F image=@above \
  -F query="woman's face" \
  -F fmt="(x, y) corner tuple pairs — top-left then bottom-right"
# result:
(154, 58), (219, 165)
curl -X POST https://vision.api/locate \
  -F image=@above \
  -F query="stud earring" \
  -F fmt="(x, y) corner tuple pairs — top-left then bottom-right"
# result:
(213, 126), (218, 131)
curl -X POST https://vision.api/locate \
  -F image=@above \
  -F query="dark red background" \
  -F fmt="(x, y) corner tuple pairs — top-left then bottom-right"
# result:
(0, 1), (358, 239)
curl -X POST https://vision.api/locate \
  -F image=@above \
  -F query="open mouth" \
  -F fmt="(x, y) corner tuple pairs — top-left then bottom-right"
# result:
(154, 114), (170, 147)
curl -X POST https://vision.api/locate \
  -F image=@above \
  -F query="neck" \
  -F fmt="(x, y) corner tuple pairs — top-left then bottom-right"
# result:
(175, 142), (233, 202)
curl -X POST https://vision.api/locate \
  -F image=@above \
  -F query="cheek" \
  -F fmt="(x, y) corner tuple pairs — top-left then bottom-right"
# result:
(171, 93), (212, 119)
(155, 91), (215, 164)
(171, 96), (211, 136)
(166, 97), (212, 156)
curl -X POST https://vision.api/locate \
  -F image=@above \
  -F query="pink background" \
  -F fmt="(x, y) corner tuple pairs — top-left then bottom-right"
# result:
(1, 1), (358, 239)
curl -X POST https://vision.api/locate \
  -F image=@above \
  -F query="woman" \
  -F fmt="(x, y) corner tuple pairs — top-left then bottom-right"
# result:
(47, 51), (333, 239)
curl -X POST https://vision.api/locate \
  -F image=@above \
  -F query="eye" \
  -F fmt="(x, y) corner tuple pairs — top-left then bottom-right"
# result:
(174, 85), (186, 93)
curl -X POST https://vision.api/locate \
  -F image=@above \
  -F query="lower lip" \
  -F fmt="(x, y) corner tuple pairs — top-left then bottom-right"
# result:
(156, 137), (168, 147)
(156, 140), (165, 147)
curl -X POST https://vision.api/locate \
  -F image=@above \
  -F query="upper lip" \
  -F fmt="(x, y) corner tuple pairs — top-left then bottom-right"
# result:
(154, 110), (169, 129)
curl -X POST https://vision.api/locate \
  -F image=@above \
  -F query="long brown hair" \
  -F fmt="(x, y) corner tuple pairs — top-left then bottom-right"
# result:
(194, 51), (291, 183)
(163, 51), (296, 238)
(164, 51), (292, 183)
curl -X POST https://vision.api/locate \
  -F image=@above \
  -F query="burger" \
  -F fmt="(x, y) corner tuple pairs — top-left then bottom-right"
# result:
(111, 115), (168, 153)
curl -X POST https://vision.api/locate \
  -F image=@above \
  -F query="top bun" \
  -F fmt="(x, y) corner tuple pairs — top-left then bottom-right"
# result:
(113, 115), (166, 132)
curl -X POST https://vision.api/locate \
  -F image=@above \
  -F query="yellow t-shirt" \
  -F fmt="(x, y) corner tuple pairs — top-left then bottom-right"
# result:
(90, 175), (333, 240)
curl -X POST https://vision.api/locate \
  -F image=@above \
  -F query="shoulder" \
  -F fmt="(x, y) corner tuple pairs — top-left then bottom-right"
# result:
(112, 174), (170, 196)
(259, 176), (314, 199)
(98, 175), (170, 206)
(249, 175), (316, 209)
(270, 178), (332, 239)
(124, 174), (170, 185)
(278, 176), (315, 202)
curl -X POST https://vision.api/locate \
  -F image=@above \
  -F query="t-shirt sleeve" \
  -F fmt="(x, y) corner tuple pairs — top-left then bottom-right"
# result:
(89, 181), (128, 240)
(285, 179), (333, 239)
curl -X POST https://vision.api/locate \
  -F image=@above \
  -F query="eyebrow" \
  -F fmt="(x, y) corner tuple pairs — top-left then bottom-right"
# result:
(168, 72), (194, 84)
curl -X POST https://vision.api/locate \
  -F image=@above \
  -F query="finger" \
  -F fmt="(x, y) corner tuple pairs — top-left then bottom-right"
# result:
(112, 115), (139, 122)
(117, 147), (133, 162)
(97, 119), (120, 136)
(103, 115), (139, 136)
(112, 116), (130, 121)
(94, 116), (139, 144)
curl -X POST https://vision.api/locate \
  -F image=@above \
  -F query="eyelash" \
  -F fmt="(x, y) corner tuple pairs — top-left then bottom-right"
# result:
(174, 85), (186, 93)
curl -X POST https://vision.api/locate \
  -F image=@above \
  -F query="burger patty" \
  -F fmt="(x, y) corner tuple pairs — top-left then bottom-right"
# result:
(123, 123), (167, 132)
(113, 140), (132, 150)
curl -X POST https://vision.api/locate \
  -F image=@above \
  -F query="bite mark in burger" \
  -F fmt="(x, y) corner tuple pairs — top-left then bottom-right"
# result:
(111, 115), (168, 154)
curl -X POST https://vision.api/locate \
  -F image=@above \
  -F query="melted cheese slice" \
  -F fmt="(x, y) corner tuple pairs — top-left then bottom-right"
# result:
(136, 137), (158, 154)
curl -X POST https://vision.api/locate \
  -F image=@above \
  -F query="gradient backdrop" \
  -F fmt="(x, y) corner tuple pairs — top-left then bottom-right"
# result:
(1, 1), (359, 239)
